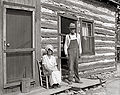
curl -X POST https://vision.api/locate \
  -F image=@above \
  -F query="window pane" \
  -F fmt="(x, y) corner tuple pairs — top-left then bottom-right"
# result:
(82, 37), (94, 54)
(82, 23), (88, 36)
(88, 23), (92, 36)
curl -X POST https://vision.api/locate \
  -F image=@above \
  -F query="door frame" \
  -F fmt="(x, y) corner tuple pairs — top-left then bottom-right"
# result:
(58, 13), (78, 76)
(3, 4), (35, 87)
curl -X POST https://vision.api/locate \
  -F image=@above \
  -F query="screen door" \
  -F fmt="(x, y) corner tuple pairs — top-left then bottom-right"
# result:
(4, 9), (34, 83)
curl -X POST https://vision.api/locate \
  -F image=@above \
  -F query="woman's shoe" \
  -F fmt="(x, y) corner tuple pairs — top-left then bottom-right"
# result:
(51, 84), (58, 89)
(64, 79), (72, 85)
(56, 84), (61, 88)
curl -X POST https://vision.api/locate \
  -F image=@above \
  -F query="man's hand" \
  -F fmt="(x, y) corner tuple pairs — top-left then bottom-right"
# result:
(65, 54), (68, 58)
(48, 70), (53, 74)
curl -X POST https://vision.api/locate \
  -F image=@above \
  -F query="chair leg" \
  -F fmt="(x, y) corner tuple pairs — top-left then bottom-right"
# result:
(46, 76), (49, 89)
(39, 71), (43, 86)
(40, 77), (43, 86)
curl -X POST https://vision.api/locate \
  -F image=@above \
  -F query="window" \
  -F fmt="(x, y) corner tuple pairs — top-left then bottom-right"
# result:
(81, 20), (95, 55)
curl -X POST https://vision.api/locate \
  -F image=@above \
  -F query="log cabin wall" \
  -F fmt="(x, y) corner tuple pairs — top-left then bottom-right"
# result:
(41, 0), (117, 78)
(0, 0), (41, 93)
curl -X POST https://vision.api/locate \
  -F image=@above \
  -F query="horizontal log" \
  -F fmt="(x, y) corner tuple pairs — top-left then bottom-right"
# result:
(41, 28), (58, 37)
(79, 66), (116, 77)
(41, 12), (57, 21)
(95, 45), (115, 48)
(95, 47), (115, 53)
(41, 18), (57, 25)
(41, 37), (58, 44)
(79, 55), (115, 64)
(41, 20), (57, 29)
(41, 7), (55, 14)
(95, 48), (115, 52)
(41, 28), (57, 33)
(79, 54), (115, 63)
(94, 20), (115, 31)
(95, 50), (115, 54)
(94, 35), (115, 41)
(79, 60), (115, 71)
(95, 27), (115, 36)
(41, 34), (58, 38)
(84, 13), (114, 24)
(95, 41), (115, 47)
(41, 43), (58, 49)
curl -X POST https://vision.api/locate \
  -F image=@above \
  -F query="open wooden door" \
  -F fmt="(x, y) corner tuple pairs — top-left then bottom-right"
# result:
(3, 8), (35, 85)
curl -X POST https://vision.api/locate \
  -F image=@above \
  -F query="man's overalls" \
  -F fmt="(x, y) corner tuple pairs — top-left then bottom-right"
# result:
(67, 35), (80, 82)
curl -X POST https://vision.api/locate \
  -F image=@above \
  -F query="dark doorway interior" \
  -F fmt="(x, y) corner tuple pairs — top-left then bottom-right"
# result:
(61, 16), (76, 78)
(117, 47), (120, 62)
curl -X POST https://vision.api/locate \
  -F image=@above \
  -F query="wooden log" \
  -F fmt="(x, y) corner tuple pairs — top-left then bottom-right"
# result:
(94, 21), (115, 31)
(79, 55), (115, 63)
(95, 41), (115, 47)
(95, 50), (115, 54)
(79, 59), (115, 71)
(41, 33), (58, 38)
(95, 47), (115, 54)
(41, 28), (57, 33)
(41, 37), (58, 44)
(41, 28), (58, 37)
(79, 66), (116, 77)
(41, 43), (58, 49)
(95, 27), (115, 36)
(41, 12), (57, 21)
(41, 7), (55, 15)
(95, 35), (115, 41)
(41, 18), (57, 25)
(41, 19), (57, 29)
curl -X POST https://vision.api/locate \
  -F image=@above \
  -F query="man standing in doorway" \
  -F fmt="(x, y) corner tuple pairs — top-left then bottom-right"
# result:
(64, 22), (82, 84)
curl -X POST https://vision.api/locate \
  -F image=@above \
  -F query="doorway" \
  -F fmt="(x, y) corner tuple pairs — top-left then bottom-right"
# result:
(59, 16), (77, 79)
(117, 47), (120, 62)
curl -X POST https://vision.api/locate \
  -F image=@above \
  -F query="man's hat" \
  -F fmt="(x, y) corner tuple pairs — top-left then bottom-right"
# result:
(69, 23), (76, 29)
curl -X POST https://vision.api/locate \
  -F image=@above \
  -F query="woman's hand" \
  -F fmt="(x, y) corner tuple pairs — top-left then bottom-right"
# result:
(65, 54), (68, 58)
(48, 70), (53, 74)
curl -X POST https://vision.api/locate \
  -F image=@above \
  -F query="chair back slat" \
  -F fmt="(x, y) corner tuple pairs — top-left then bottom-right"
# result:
(37, 59), (49, 89)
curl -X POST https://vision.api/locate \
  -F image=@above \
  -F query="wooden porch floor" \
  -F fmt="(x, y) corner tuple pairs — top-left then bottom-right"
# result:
(4, 78), (100, 95)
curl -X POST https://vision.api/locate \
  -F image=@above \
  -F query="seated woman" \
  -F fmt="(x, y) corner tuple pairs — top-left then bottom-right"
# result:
(42, 44), (61, 88)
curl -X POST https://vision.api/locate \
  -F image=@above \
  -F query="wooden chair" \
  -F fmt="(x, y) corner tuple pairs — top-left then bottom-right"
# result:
(37, 60), (49, 89)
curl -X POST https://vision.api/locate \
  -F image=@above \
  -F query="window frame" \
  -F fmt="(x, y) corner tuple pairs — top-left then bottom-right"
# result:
(80, 18), (95, 55)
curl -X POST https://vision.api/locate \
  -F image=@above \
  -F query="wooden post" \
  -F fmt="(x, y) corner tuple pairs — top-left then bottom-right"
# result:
(0, 0), (3, 94)
(35, 0), (41, 86)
